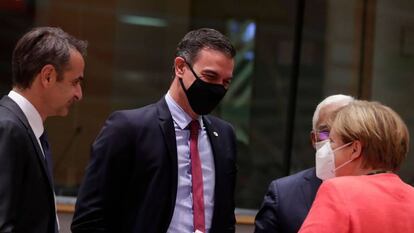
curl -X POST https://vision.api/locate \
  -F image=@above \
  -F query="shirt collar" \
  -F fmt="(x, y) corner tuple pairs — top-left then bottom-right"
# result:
(165, 91), (203, 130)
(8, 90), (44, 138)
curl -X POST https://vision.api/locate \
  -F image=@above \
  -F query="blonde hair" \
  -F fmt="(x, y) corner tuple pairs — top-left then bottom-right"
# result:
(331, 100), (409, 171)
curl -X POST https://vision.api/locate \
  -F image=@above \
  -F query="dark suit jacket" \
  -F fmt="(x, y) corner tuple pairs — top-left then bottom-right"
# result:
(0, 96), (57, 233)
(71, 98), (237, 233)
(254, 167), (321, 233)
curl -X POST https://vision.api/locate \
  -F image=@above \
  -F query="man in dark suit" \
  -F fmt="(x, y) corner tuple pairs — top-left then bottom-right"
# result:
(0, 27), (87, 233)
(71, 28), (237, 233)
(254, 94), (354, 233)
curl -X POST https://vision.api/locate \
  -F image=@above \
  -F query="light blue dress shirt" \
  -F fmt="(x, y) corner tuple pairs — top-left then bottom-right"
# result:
(165, 92), (215, 233)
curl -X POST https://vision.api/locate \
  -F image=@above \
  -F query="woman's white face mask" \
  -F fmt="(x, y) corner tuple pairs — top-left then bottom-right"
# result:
(315, 140), (353, 180)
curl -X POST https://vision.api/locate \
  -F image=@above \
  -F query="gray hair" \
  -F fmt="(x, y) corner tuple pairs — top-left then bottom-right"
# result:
(312, 94), (354, 130)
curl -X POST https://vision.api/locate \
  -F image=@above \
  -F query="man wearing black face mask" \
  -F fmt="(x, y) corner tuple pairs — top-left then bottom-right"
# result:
(178, 60), (228, 115)
(72, 28), (238, 233)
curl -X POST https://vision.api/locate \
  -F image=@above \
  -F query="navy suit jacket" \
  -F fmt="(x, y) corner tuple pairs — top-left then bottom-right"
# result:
(71, 98), (237, 233)
(0, 96), (57, 233)
(254, 167), (321, 233)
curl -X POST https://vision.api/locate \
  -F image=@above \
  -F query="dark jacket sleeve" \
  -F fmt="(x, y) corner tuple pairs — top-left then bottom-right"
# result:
(71, 112), (134, 233)
(254, 180), (280, 233)
(0, 122), (26, 232)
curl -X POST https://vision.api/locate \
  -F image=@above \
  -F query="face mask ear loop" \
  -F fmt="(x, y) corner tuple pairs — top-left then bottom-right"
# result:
(177, 56), (199, 88)
(331, 141), (355, 173)
(332, 158), (354, 173)
(332, 141), (353, 153)
(176, 57), (193, 94)
(184, 60), (201, 80)
(178, 78), (188, 94)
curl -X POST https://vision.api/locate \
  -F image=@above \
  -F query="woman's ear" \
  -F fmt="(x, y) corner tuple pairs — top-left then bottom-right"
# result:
(350, 140), (363, 160)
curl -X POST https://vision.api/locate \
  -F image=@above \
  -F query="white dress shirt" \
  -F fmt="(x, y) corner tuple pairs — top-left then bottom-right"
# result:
(8, 90), (44, 155)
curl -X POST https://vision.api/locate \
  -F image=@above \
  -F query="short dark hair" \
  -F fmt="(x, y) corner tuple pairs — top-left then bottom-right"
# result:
(12, 27), (88, 89)
(175, 28), (236, 66)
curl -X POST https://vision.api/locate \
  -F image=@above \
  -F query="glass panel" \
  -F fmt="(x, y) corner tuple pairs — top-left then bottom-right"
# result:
(190, 0), (299, 208)
(371, 0), (414, 185)
(291, 0), (358, 176)
(0, 0), (34, 95)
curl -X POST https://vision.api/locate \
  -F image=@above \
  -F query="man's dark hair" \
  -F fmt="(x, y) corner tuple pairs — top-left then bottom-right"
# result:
(173, 28), (236, 76)
(12, 26), (88, 89)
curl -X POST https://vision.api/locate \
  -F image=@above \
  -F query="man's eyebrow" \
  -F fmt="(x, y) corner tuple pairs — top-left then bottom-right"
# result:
(201, 69), (219, 77)
(201, 69), (233, 79)
(317, 124), (329, 130)
(73, 76), (84, 83)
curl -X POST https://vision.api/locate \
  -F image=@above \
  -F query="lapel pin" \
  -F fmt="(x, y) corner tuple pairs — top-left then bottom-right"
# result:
(213, 131), (218, 137)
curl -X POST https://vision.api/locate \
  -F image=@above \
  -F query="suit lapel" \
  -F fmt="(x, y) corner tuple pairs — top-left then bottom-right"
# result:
(0, 96), (30, 128)
(0, 96), (54, 191)
(202, 116), (222, 172)
(300, 168), (322, 210)
(202, 116), (224, 223)
(156, 98), (178, 224)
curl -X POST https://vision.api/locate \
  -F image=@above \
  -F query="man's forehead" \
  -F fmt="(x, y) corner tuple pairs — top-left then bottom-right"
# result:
(195, 47), (233, 58)
(317, 105), (336, 127)
(193, 49), (234, 72)
(317, 102), (347, 130)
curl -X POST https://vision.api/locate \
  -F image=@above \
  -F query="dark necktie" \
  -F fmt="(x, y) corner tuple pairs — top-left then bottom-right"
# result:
(39, 132), (54, 183)
(189, 120), (205, 233)
(39, 132), (59, 233)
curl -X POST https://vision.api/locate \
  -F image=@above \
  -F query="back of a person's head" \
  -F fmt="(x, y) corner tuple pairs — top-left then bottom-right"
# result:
(332, 100), (409, 171)
(12, 26), (87, 89)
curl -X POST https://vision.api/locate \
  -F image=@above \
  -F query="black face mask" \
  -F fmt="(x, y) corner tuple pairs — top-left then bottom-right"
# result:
(179, 62), (227, 115)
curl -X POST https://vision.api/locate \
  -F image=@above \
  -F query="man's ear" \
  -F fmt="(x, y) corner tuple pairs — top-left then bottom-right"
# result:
(350, 140), (363, 160)
(39, 64), (57, 87)
(310, 131), (316, 149)
(174, 57), (186, 77)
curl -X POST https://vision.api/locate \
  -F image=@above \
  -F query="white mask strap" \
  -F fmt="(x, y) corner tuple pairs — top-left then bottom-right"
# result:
(333, 157), (354, 172)
(332, 141), (353, 153)
(332, 141), (356, 172)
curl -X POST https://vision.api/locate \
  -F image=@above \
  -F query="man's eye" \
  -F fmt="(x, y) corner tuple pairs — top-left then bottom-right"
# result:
(203, 74), (215, 80)
(73, 80), (81, 86)
(318, 131), (329, 141)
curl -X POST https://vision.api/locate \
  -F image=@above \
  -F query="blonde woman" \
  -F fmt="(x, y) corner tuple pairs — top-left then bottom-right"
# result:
(299, 100), (414, 233)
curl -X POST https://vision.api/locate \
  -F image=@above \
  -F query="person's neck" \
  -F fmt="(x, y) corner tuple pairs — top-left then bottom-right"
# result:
(353, 165), (391, 176)
(13, 87), (47, 122)
(365, 169), (392, 175)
